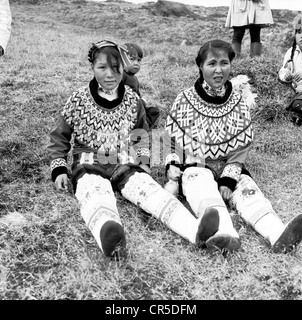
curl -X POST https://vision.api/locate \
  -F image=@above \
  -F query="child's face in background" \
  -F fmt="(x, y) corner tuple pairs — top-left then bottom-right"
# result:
(126, 55), (141, 75)
(296, 29), (302, 50)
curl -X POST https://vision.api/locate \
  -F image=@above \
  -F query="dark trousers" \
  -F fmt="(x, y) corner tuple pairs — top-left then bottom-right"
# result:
(232, 25), (261, 43)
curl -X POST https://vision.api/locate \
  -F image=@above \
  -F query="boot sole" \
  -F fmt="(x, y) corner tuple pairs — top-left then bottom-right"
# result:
(100, 220), (127, 260)
(196, 207), (219, 243)
(272, 214), (302, 253)
(206, 233), (241, 252)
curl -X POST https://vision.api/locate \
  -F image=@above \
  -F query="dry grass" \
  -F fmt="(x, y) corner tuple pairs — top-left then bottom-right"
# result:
(1, 0), (302, 300)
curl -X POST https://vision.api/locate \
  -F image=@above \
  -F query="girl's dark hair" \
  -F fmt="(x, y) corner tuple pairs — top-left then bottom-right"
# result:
(124, 43), (144, 59)
(289, 37), (297, 62)
(88, 45), (123, 73)
(195, 39), (235, 79)
(290, 15), (302, 61)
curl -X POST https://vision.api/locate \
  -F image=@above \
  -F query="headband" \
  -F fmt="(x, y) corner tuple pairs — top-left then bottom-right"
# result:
(88, 39), (132, 67)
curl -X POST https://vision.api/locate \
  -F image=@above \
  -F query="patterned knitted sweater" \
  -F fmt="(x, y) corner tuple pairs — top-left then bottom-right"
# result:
(164, 79), (254, 191)
(48, 78), (150, 182)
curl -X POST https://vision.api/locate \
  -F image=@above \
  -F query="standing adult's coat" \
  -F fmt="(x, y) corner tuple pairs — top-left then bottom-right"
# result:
(226, 0), (273, 27)
(0, 0), (12, 54)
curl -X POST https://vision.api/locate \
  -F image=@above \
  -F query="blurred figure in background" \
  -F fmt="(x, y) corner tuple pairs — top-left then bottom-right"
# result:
(123, 42), (143, 97)
(123, 42), (160, 128)
(225, 0), (273, 57)
(278, 14), (302, 125)
(0, 0), (12, 57)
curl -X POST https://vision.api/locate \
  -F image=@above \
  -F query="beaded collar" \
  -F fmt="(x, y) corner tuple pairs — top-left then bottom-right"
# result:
(98, 83), (119, 95)
(202, 80), (226, 97)
(89, 78), (125, 109)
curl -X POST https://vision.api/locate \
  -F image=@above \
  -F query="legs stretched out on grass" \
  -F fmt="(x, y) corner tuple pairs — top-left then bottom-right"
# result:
(75, 164), (225, 260)
(112, 164), (219, 247)
(74, 166), (301, 256)
(231, 174), (302, 253)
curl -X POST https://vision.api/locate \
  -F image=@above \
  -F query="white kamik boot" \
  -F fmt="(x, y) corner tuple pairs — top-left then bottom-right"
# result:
(231, 174), (302, 253)
(182, 167), (241, 251)
(75, 173), (127, 260)
(120, 170), (212, 246)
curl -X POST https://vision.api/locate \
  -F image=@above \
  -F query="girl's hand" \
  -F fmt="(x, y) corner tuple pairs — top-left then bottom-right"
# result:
(139, 164), (151, 174)
(167, 165), (182, 181)
(284, 70), (293, 82)
(55, 174), (69, 192)
(293, 71), (302, 83)
(219, 186), (233, 202)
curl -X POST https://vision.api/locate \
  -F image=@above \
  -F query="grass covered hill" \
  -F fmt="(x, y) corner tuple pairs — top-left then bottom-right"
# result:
(1, 0), (302, 300)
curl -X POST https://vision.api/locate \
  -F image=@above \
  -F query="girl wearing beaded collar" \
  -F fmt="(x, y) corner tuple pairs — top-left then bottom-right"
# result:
(164, 39), (302, 253)
(48, 40), (216, 260)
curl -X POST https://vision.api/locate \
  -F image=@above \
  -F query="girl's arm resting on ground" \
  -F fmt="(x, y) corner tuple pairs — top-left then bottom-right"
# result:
(218, 146), (250, 192)
(163, 111), (186, 179)
(293, 71), (302, 82)
(130, 99), (151, 169)
(48, 114), (73, 182)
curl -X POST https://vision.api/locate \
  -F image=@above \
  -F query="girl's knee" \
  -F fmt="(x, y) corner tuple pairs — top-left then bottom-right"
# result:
(75, 173), (113, 201)
(111, 163), (146, 192)
(182, 166), (214, 182)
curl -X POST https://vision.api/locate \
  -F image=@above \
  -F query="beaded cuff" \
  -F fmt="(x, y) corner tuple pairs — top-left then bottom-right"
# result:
(50, 158), (67, 172)
(221, 163), (242, 182)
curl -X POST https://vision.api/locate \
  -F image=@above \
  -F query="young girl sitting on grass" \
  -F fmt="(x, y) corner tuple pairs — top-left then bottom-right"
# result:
(164, 39), (302, 254)
(123, 42), (160, 128)
(279, 14), (302, 124)
(48, 39), (218, 260)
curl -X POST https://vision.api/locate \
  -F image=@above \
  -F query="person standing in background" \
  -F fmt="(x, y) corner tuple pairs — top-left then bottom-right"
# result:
(0, 0), (12, 57)
(225, 0), (273, 58)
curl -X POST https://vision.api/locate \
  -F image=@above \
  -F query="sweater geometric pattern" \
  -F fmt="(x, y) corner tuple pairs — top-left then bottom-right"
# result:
(50, 158), (67, 172)
(165, 86), (253, 162)
(62, 86), (139, 154)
